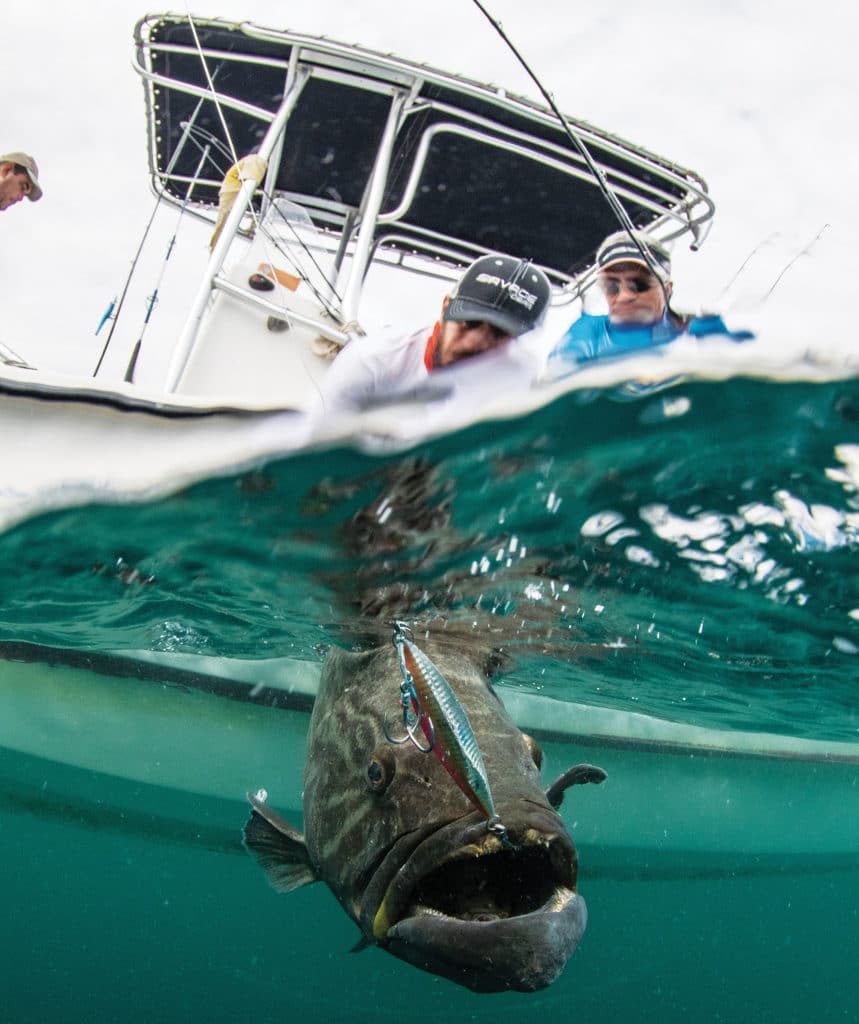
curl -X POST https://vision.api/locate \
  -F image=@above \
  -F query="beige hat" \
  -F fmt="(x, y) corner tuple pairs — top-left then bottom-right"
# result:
(0, 152), (42, 201)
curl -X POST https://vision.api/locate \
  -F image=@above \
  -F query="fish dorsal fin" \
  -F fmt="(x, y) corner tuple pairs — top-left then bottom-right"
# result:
(545, 763), (608, 809)
(243, 790), (319, 893)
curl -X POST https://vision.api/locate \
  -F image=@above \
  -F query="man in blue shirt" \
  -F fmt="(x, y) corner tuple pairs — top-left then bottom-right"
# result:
(550, 230), (751, 369)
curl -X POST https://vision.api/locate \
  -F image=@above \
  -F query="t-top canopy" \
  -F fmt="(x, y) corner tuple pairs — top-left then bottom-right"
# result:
(134, 14), (714, 283)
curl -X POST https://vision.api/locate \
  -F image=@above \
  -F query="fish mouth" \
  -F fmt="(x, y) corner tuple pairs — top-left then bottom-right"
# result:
(366, 804), (586, 992)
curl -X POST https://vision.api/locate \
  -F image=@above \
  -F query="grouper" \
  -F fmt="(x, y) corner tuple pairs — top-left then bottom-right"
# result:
(243, 639), (605, 992)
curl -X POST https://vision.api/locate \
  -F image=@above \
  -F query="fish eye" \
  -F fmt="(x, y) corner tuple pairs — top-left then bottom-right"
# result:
(365, 750), (394, 792)
(524, 733), (543, 770)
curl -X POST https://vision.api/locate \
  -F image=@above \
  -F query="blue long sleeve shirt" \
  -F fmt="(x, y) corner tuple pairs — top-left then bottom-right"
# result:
(550, 312), (753, 368)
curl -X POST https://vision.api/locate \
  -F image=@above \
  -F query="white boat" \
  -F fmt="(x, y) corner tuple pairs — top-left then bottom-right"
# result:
(1, 12), (716, 531)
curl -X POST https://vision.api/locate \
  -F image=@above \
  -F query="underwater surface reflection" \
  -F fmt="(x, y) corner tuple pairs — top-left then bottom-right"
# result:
(1, 376), (858, 1020)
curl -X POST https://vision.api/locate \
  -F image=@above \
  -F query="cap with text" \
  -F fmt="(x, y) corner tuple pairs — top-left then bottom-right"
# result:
(444, 255), (551, 337)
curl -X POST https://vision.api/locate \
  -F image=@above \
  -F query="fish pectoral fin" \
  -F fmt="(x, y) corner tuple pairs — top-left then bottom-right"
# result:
(243, 791), (318, 894)
(349, 934), (373, 954)
(545, 763), (608, 808)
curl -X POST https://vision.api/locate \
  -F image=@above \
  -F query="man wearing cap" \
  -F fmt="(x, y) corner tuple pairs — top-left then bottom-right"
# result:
(0, 153), (43, 212)
(318, 254), (551, 412)
(549, 230), (750, 369)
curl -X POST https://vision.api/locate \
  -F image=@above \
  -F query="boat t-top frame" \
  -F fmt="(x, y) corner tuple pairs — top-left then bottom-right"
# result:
(133, 14), (715, 392)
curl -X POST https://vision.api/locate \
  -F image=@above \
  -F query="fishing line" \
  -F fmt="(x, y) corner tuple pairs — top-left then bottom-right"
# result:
(717, 232), (780, 300)
(467, 0), (670, 295)
(93, 92), (216, 378)
(92, 194), (160, 377)
(255, 197), (345, 316)
(763, 223), (829, 301)
(178, 123), (235, 178)
(184, 8), (344, 326)
(123, 144), (211, 383)
(185, 9), (267, 242)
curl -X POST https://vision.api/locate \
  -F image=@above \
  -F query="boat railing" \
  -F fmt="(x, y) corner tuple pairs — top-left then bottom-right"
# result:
(133, 48), (285, 127)
(209, 277), (351, 345)
(163, 66), (312, 392)
(376, 122), (712, 276)
(134, 15), (717, 394)
(388, 97), (714, 232)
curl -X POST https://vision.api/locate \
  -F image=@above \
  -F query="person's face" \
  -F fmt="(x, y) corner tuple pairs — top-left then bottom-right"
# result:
(435, 298), (512, 367)
(599, 262), (671, 324)
(0, 164), (32, 211)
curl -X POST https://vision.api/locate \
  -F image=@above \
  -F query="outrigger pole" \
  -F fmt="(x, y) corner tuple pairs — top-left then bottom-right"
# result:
(468, 0), (672, 293)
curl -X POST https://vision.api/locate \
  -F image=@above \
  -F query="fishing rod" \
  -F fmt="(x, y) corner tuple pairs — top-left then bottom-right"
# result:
(123, 143), (211, 383)
(468, 0), (670, 294)
(92, 94), (216, 378)
(92, 197), (160, 378)
(179, 123), (235, 176)
(185, 12), (241, 173)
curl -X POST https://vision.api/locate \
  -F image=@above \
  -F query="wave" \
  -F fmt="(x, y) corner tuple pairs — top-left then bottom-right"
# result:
(2, 373), (857, 742)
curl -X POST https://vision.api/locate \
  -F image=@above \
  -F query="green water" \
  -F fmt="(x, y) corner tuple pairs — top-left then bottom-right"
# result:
(1, 378), (858, 1020)
(2, 379), (856, 737)
(4, 777), (857, 1023)
(2, 743), (857, 1024)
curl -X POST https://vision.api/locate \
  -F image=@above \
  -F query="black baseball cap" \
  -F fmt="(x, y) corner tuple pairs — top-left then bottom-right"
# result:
(444, 255), (551, 337)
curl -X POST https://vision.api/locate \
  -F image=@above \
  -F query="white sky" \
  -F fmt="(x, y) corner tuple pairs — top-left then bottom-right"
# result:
(3, 0), (857, 376)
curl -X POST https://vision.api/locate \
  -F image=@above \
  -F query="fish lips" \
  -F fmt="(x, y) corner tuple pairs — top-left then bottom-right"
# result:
(364, 803), (586, 993)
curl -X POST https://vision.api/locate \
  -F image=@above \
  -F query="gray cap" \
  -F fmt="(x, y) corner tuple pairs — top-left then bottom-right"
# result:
(596, 231), (670, 280)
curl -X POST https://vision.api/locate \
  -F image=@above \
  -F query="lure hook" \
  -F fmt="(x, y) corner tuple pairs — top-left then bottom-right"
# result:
(387, 625), (506, 836)
(389, 621), (434, 754)
(381, 710), (410, 746)
(487, 815), (512, 847)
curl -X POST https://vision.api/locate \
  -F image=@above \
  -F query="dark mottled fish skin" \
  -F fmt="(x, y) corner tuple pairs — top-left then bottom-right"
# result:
(303, 645), (545, 909)
(244, 639), (605, 993)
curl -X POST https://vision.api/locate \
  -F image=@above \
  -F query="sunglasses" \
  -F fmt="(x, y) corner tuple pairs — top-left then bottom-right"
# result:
(460, 320), (510, 340)
(599, 275), (656, 296)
